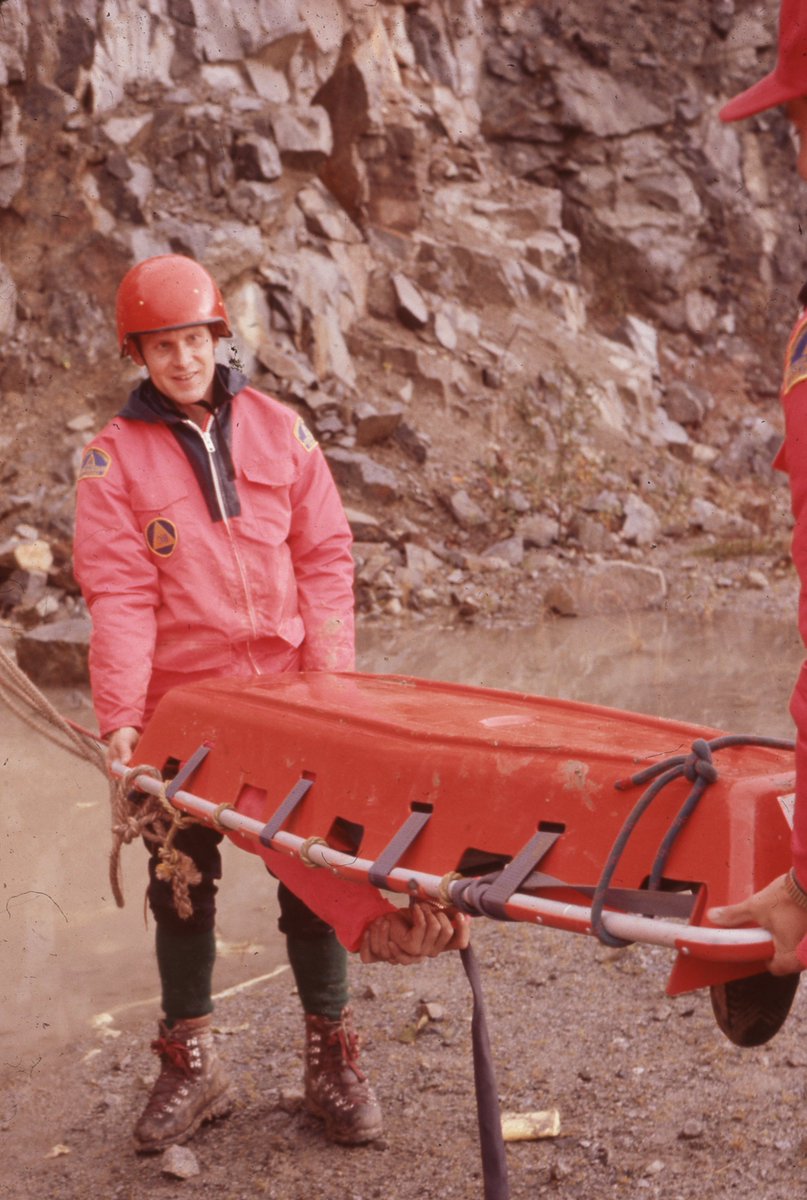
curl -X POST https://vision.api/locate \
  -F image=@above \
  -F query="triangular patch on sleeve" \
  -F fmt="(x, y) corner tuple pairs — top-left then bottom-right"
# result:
(294, 416), (318, 452)
(77, 447), (112, 480)
(783, 313), (807, 396)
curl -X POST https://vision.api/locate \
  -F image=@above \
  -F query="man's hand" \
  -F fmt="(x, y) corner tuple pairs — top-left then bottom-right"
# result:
(708, 874), (807, 975)
(359, 901), (471, 965)
(106, 726), (140, 774)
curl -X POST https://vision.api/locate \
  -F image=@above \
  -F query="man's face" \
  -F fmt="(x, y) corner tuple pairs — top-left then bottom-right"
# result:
(134, 325), (218, 409)
(788, 96), (807, 182)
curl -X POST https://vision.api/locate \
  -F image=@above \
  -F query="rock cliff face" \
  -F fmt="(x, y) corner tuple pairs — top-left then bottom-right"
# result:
(0, 0), (800, 645)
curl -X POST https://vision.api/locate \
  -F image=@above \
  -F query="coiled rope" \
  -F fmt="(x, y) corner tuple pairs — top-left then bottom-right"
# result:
(0, 642), (107, 770)
(0, 644), (200, 916)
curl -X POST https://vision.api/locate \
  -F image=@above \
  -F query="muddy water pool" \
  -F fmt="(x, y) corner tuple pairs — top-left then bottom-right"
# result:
(0, 610), (801, 1081)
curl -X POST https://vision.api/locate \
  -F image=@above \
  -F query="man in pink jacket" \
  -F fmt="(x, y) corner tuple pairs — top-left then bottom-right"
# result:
(706, 0), (807, 1041)
(74, 255), (467, 1152)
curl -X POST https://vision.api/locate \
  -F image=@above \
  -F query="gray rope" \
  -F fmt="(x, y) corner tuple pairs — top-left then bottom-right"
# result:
(591, 733), (795, 947)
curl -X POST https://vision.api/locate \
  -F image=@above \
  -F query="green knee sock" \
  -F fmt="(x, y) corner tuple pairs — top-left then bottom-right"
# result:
(155, 926), (216, 1024)
(286, 933), (349, 1019)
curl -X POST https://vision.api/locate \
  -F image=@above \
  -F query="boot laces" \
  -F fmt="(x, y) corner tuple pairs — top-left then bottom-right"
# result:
(324, 1023), (366, 1083)
(151, 1034), (194, 1077)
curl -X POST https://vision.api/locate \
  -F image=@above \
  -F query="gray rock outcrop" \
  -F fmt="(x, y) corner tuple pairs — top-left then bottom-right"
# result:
(0, 0), (795, 640)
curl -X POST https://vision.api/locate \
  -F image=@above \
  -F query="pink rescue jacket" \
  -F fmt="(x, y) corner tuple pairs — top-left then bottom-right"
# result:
(74, 377), (355, 737)
(775, 305), (807, 887)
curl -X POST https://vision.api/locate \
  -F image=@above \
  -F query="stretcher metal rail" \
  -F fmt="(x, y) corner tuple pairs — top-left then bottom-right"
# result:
(113, 762), (775, 965)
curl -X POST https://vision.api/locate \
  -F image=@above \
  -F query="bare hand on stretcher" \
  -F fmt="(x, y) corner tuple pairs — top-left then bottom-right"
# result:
(360, 901), (471, 965)
(708, 874), (807, 976)
(106, 726), (141, 772)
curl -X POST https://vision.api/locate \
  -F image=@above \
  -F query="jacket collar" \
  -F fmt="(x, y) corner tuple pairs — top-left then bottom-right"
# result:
(118, 363), (249, 424)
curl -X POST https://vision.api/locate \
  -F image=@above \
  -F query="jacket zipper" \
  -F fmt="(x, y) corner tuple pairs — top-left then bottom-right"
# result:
(195, 424), (230, 521)
(184, 418), (262, 669)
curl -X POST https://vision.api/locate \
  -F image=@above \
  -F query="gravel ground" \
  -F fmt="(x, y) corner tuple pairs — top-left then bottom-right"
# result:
(3, 915), (807, 1200)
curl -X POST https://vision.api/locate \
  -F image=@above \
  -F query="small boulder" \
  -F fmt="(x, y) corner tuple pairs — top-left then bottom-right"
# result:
(325, 449), (400, 502)
(517, 513), (557, 548)
(15, 618), (91, 685)
(663, 381), (709, 427)
(446, 490), (488, 530)
(344, 507), (385, 543)
(545, 562), (667, 617)
(272, 105), (333, 167)
(621, 494), (661, 546)
(689, 498), (759, 539)
(393, 423), (430, 464)
(232, 133), (282, 182)
(161, 1144), (200, 1180)
(392, 273), (429, 329)
(353, 403), (403, 447)
(482, 536), (524, 567)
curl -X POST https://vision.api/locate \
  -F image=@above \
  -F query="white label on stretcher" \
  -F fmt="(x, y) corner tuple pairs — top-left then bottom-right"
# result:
(778, 792), (796, 830)
(480, 714), (533, 728)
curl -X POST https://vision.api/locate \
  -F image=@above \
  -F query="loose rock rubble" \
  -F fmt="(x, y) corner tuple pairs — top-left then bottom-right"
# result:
(0, 1), (799, 660)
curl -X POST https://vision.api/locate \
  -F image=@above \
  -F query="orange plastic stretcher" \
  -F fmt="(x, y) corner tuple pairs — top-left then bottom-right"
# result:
(122, 672), (795, 996)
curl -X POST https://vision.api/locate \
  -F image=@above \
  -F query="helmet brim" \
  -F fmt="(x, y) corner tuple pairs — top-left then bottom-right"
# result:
(720, 69), (804, 121)
(121, 319), (232, 358)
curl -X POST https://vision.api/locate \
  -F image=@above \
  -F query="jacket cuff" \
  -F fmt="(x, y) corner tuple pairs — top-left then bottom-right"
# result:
(98, 717), (144, 740)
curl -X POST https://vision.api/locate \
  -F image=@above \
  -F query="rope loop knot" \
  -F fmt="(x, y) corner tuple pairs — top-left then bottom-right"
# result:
(113, 814), (149, 845)
(683, 739), (718, 785)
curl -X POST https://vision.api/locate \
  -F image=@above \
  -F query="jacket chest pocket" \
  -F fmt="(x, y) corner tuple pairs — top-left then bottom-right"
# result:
(130, 480), (190, 561)
(130, 477), (190, 515)
(239, 461), (296, 545)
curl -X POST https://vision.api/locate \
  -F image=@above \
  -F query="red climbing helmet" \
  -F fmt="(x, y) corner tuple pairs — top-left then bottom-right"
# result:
(115, 254), (232, 358)
(720, 0), (807, 121)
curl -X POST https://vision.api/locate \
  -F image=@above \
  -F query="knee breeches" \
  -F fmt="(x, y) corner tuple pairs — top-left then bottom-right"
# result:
(145, 821), (336, 939)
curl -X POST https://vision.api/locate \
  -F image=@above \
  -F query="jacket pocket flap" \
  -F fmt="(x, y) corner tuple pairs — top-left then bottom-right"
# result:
(240, 460), (298, 487)
(130, 478), (190, 510)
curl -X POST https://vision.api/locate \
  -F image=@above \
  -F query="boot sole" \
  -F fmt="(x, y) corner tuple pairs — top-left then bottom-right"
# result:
(133, 1089), (234, 1154)
(305, 1097), (383, 1145)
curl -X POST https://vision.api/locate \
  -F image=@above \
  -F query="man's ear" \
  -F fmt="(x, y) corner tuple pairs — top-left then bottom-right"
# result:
(128, 338), (146, 367)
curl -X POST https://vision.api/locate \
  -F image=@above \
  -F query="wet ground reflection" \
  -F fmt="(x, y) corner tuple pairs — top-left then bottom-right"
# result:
(358, 610), (802, 739)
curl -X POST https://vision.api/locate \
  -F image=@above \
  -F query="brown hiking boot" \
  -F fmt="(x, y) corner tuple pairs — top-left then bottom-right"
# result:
(304, 1007), (383, 1145)
(133, 1015), (232, 1153)
(710, 972), (800, 1047)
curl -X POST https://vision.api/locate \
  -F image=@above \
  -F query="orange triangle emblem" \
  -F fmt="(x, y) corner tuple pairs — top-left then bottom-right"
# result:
(146, 518), (178, 557)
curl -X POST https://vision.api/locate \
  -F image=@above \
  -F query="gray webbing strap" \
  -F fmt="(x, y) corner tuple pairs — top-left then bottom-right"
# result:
(461, 944), (510, 1200)
(368, 808), (432, 889)
(476, 829), (561, 919)
(259, 778), (314, 847)
(165, 743), (212, 800)
(517, 873), (697, 919)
